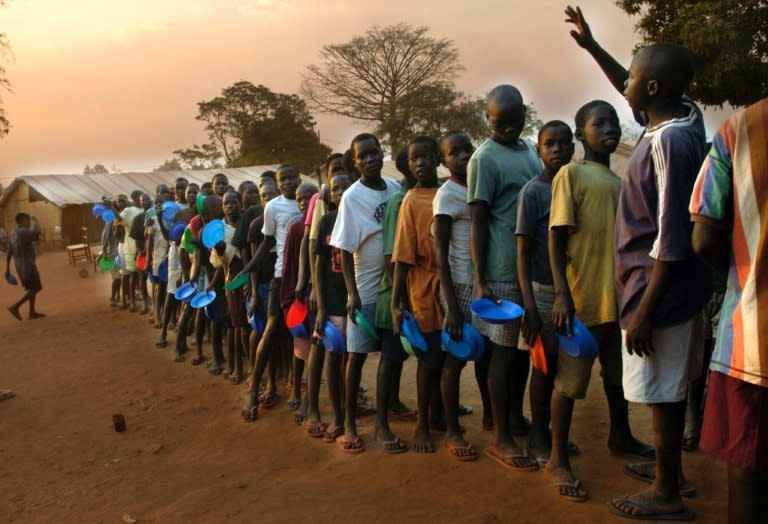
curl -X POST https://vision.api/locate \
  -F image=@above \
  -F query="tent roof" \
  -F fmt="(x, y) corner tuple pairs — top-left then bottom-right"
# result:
(0, 166), (290, 208)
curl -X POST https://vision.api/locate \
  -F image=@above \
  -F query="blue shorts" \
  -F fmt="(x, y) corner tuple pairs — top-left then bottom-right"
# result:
(347, 303), (380, 354)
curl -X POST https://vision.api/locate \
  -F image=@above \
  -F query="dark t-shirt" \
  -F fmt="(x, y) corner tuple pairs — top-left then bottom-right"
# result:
(314, 211), (347, 316)
(515, 176), (554, 286)
(232, 204), (263, 252)
(279, 220), (305, 311)
(247, 216), (277, 283)
(10, 226), (40, 277)
(615, 102), (712, 328)
(129, 211), (147, 252)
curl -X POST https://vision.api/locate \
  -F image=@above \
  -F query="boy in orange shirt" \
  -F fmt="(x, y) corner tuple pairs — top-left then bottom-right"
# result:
(391, 136), (445, 453)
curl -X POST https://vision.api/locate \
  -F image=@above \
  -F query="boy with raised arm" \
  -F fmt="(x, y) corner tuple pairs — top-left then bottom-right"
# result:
(6, 213), (45, 321)
(467, 85), (540, 472)
(566, 6), (711, 519)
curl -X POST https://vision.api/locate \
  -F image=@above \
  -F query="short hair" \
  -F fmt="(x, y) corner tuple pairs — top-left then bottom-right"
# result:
(260, 170), (276, 181)
(223, 189), (242, 205)
(174, 177), (188, 186)
(130, 189), (143, 200)
(212, 172), (228, 183)
(575, 100), (616, 130)
(15, 212), (30, 225)
(297, 182), (319, 195)
(187, 183), (199, 191)
(407, 135), (440, 161)
(538, 120), (573, 142)
(638, 43), (694, 97)
(395, 146), (413, 179)
(201, 182), (213, 191)
(487, 84), (524, 109)
(342, 149), (360, 179)
(350, 133), (381, 153)
(277, 164), (299, 176)
(324, 153), (344, 175)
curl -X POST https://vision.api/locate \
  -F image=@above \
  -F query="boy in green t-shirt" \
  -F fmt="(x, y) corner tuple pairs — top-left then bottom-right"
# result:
(468, 85), (541, 472)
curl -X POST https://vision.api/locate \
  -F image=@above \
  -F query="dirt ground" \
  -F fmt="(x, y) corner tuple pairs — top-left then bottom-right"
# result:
(0, 253), (728, 523)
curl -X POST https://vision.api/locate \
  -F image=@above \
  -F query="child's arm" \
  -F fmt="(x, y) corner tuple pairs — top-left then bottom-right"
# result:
(624, 260), (676, 357)
(434, 215), (463, 340)
(236, 235), (276, 278)
(692, 224), (729, 274)
(314, 250), (329, 336)
(549, 226), (574, 336)
(516, 235), (541, 347)
(565, 5), (628, 95)
(4, 240), (12, 277)
(295, 224), (311, 301)
(341, 250), (360, 320)
(470, 202), (498, 302)
(390, 261), (410, 336)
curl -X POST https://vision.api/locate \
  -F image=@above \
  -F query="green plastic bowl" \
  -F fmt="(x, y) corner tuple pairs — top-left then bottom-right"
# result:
(99, 257), (115, 271)
(353, 309), (379, 341)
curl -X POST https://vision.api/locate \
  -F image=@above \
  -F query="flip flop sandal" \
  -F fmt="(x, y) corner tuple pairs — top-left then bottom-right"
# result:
(389, 408), (418, 421)
(0, 390), (15, 401)
(337, 436), (364, 454)
(306, 422), (328, 438)
(324, 425), (344, 443)
(484, 448), (539, 472)
(370, 434), (409, 454)
(553, 479), (589, 502)
(623, 463), (697, 498)
(241, 406), (258, 422)
(445, 441), (478, 462)
(260, 393), (278, 409)
(607, 496), (695, 521)
(458, 404), (474, 416)
(190, 355), (206, 366)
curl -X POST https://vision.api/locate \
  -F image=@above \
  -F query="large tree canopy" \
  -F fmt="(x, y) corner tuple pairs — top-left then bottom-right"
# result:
(301, 24), (468, 153)
(616, 0), (768, 107)
(174, 81), (329, 173)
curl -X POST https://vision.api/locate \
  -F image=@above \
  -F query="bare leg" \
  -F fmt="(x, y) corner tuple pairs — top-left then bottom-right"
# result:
(306, 342), (325, 425)
(474, 347), (492, 430)
(327, 352), (344, 429)
(374, 356), (399, 442)
(509, 348), (531, 434)
(343, 352), (367, 445)
(528, 353), (557, 458)
(442, 355), (475, 459)
(728, 465), (767, 524)
(412, 361), (435, 453)
(209, 322), (225, 375)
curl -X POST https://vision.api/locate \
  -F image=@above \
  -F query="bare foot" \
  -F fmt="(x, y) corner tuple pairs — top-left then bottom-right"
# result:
(412, 427), (435, 453)
(29, 312), (46, 320)
(609, 486), (689, 519)
(7, 306), (22, 321)
(609, 436), (655, 460)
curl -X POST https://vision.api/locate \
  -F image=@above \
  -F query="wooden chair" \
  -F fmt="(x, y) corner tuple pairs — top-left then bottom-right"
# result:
(65, 227), (94, 268)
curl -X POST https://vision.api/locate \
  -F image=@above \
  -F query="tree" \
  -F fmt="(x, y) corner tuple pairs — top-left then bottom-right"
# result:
(83, 164), (109, 174)
(156, 158), (183, 172)
(172, 144), (222, 171)
(301, 24), (465, 154)
(185, 81), (329, 172)
(0, 0), (13, 137)
(616, 0), (768, 107)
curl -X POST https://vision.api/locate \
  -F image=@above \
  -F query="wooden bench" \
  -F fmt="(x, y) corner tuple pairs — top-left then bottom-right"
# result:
(65, 227), (94, 268)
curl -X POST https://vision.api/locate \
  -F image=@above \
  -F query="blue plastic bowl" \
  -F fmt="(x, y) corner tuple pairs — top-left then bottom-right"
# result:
(201, 219), (225, 249)
(288, 322), (309, 339)
(101, 209), (116, 223)
(470, 298), (524, 324)
(442, 323), (486, 361)
(323, 320), (346, 354)
(162, 201), (181, 223)
(114, 255), (122, 269)
(174, 282), (197, 303)
(401, 309), (427, 352)
(205, 303), (224, 323)
(559, 318), (599, 359)
(155, 260), (168, 283)
(169, 222), (186, 242)
(190, 290), (216, 309)
(148, 272), (156, 284)
(92, 203), (107, 217)
(6, 273), (18, 286)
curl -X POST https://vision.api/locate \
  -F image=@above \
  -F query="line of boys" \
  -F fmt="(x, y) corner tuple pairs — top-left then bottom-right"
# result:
(90, 6), (765, 520)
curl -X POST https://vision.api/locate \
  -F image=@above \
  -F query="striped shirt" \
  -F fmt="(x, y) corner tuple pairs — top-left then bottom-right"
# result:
(614, 102), (711, 329)
(690, 97), (768, 388)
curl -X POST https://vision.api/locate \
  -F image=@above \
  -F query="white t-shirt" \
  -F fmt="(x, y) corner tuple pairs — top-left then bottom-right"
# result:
(262, 195), (303, 278)
(148, 220), (169, 269)
(432, 179), (472, 284)
(330, 178), (401, 305)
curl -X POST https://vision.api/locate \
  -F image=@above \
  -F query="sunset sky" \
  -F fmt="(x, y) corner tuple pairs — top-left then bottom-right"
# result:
(0, 0), (734, 183)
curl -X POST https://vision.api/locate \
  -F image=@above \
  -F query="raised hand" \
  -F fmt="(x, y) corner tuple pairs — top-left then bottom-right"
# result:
(565, 5), (595, 49)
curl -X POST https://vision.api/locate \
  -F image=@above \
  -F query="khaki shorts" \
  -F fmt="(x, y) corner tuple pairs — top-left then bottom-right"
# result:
(554, 322), (622, 400)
